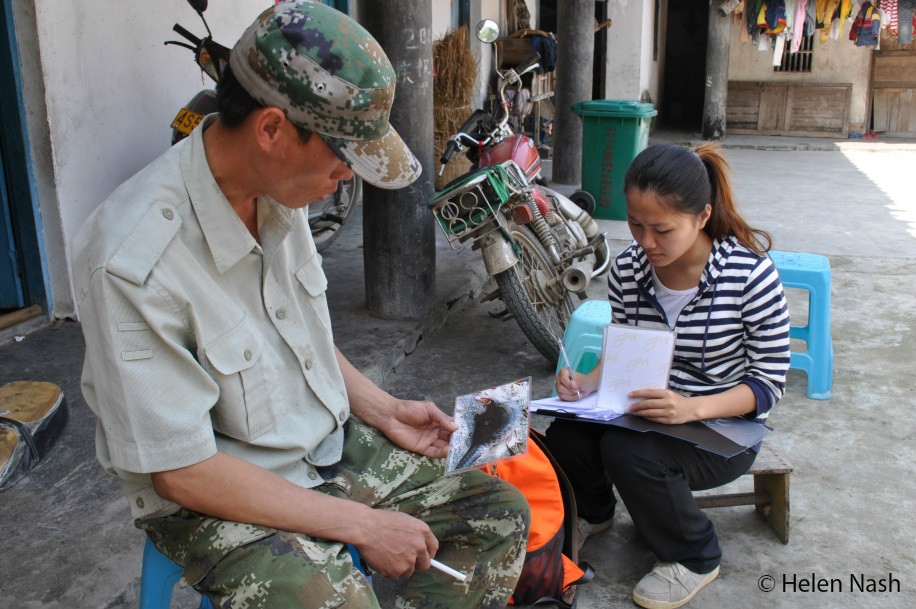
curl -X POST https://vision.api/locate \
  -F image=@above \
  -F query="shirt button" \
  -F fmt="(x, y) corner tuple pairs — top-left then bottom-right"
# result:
(244, 349), (253, 361)
(161, 208), (174, 220)
(339, 411), (347, 422)
(275, 308), (286, 320)
(136, 497), (145, 509)
(308, 471), (318, 480)
(304, 358), (313, 370)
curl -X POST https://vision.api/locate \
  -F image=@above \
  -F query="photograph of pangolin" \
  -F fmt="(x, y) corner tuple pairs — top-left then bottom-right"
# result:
(447, 378), (531, 472)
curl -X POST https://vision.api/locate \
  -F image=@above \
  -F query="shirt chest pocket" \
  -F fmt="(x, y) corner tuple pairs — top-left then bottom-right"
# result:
(204, 318), (281, 440)
(295, 255), (332, 335)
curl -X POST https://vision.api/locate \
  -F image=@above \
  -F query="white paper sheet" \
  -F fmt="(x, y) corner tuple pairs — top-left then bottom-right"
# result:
(596, 324), (676, 415)
(531, 393), (598, 412)
(531, 393), (624, 421)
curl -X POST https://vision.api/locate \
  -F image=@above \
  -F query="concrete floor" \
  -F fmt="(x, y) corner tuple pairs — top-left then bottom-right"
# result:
(1, 140), (914, 608)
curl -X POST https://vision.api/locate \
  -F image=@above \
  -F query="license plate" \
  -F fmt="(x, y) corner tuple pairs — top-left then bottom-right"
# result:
(170, 107), (205, 136)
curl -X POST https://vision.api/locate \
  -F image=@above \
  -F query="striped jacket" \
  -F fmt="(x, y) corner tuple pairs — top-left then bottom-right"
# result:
(607, 236), (791, 424)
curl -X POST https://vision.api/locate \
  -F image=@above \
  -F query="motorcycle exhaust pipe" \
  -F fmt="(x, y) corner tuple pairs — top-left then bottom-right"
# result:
(550, 191), (599, 239)
(562, 257), (596, 294)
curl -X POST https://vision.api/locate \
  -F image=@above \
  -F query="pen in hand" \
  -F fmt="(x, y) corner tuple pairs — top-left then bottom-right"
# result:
(557, 338), (582, 400)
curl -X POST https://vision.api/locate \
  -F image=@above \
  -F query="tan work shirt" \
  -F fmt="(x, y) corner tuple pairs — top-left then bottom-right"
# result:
(73, 117), (349, 520)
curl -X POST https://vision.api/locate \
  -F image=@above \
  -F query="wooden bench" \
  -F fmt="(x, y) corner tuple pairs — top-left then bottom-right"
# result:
(694, 443), (792, 544)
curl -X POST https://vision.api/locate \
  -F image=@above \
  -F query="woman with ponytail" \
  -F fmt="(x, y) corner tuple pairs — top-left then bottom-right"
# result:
(545, 143), (790, 609)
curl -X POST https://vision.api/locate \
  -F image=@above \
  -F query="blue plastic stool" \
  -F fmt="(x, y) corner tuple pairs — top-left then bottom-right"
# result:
(770, 251), (833, 400)
(556, 300), (613, 377)
(140, 537), (213, 609)
(140, 537), (371, 608)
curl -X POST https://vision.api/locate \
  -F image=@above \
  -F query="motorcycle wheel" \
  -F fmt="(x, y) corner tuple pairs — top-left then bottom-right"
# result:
(495, 224), (574, 363)
(310, 176), (362, 252)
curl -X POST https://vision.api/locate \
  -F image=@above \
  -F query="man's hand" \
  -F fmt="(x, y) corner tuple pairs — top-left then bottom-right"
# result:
(628, 388), (700, 425)
(356, 508), (438, 579)
(378, 400), (458, 459)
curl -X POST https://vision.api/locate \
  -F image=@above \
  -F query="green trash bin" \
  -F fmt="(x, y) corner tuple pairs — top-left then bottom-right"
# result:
(572, 100), (657, 220)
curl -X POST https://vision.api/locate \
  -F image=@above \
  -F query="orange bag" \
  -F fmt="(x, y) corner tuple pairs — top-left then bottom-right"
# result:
(483, 430), (594, 607)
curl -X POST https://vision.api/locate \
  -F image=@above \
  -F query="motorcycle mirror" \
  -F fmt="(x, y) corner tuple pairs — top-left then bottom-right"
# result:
(476, 20), (499, 43)
(186, 0), (208, 12)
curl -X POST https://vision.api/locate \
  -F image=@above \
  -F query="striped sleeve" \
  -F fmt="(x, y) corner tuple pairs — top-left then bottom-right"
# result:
(607, 258), (630, 325)
(740, 256), (791, 423)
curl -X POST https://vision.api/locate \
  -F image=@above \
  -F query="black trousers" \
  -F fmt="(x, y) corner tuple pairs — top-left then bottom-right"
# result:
(545, 419), (757, 575)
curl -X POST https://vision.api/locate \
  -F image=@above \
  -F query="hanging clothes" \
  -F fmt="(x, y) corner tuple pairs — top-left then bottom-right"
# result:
(816, 0), (838, 42)
(748, 0), (766, 35)
(763, 0), (789, 33)
(531, 35), (557, 73)
(900, 0), (915, 43)
(791, 0), (810, 51)
(806, 0), (817, 35)
(850, 2), (882, 45)
(773, 32), (788, 64)
(834, 0), (854, 39)
(817, 0), (838, 31)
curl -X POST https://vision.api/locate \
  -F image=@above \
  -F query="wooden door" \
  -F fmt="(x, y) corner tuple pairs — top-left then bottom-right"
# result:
(759, 85), (789, 131)
(871, 48), (916, 136)
(727, 82), (850, 136)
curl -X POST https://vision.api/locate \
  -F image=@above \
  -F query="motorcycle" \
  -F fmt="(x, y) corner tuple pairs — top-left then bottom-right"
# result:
(164, 0), (361, 252)
(428, 20), (610, 363)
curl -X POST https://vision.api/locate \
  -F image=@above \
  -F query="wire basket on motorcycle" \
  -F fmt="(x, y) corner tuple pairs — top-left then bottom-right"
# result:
(427, 162), (530, 250)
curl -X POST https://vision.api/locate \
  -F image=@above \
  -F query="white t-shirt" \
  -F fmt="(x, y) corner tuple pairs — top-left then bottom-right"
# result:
(651, 268), (698, 329)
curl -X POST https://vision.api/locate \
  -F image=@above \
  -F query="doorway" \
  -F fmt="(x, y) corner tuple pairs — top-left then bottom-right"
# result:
(661, 0), (708, 130)
(870, 36), (916, 137)
(1, 0), (48, 315)
(0, 146), (24, 310)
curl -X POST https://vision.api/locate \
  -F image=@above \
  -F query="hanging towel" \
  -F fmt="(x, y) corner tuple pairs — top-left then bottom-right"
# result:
(773, 33), (788, 64)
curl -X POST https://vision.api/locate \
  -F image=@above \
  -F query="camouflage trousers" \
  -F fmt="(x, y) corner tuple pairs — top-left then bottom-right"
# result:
(139, 417), (530, 609)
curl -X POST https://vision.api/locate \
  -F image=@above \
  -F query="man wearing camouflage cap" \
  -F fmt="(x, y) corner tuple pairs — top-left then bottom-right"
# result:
(72, 2), (529, 607)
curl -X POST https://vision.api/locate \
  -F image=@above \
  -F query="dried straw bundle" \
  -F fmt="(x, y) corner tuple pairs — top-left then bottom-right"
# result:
(433, 26), (478, 187)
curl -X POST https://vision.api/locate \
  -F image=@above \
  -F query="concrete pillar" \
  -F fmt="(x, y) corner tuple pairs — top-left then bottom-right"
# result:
(361, 1), (436, 321)
(702, 1), (731, 140)
(552, 0), (594, 185)
(553, 0), (595, 184)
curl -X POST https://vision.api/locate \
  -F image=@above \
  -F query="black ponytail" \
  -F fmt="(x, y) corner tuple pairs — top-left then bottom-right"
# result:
(623, 142), (771, 256)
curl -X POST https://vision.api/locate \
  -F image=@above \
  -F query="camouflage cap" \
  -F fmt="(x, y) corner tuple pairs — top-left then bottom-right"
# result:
(230, 0), (421, 189)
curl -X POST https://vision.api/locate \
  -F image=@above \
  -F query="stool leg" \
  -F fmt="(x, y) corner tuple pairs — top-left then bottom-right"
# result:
(805, 273), (833, 400)
(754, 473), (790, 544)
(140, 538), (182, 609)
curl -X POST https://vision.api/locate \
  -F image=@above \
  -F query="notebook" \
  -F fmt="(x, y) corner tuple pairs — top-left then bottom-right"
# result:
(596, 323), (676, 415)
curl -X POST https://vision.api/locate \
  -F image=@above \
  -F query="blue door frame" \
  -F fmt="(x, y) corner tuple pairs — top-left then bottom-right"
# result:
(0, 0), (50, 313)
(0, 149), (24, 308)
(321, 0), (350, 14)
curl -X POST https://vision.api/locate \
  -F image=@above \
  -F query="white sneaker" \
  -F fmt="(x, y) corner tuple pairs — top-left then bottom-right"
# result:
(576, 516), (613, 551)
(632, 562), (719, 609)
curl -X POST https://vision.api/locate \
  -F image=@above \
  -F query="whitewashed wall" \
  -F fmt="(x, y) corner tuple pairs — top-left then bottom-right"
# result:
(23, 0), (520, 318)
(603, 0), (667, 106)
(25, 0), (261, 317)
(727, 21), (873, 130)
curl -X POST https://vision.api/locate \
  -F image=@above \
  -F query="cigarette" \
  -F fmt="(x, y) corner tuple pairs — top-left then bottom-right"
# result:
(431, 558), (467, 581)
